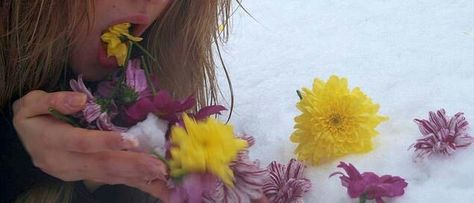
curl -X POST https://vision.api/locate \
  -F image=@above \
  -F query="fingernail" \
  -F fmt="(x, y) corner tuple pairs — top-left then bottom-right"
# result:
(66, 93), (87, 108)
(120, 134), (139, 149)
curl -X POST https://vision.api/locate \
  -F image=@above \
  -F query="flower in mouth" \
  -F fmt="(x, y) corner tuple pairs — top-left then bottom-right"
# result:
(101, 23), (143, 67)
(291, 75), (388, 165)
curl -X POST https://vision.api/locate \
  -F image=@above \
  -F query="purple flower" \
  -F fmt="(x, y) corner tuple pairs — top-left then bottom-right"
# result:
(330, 162), (407, 203)
(124, 59), (152, 100)
(203, 135), (268, 203)
(170, 173), (218, 203)
(263, 159), (311, 203)
(412, 109), (473, 158)
(70, 75), (101, 123)
(70, 75), (124, 131)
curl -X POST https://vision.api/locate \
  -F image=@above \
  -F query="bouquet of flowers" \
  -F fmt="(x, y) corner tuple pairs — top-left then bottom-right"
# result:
(51, 23), (311, 203)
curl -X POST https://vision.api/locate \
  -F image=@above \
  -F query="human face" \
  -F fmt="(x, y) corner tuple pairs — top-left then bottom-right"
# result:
(70, 0), (171, 81)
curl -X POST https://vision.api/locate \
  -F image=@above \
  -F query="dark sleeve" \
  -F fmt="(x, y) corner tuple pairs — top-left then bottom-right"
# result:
(0, 105), (57, 202)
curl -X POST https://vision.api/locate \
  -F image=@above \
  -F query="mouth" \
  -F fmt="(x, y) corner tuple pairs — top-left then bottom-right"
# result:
(98, 15), (151, 69)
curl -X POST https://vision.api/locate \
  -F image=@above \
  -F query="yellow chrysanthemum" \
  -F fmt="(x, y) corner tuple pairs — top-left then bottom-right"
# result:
(169, 114), (247, 186)
(291, 75), (388, 165)
(100, 23), (143, 67)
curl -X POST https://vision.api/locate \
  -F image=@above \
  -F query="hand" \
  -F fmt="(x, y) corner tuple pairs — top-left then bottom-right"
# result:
(12, 90), (170, 198)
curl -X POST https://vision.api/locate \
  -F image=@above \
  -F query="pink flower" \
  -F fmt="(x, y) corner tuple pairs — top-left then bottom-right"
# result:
(96, 59), (153, 100)
(203, 136), (268, 203)
(330, 162), (407, 203)
(70, 75), (124, 131)
(263, 159), (311, 203)
(124, 59), (152, 100)
(412, 109), (473, 158)
(70, 75), (101, 123)
(170, 173), (218, 203)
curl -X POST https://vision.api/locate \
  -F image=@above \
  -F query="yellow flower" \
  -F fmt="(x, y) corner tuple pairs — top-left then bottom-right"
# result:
(291, 75), (388, 165)
(100, 23), (143, 67)
(169, 114), (247, 186)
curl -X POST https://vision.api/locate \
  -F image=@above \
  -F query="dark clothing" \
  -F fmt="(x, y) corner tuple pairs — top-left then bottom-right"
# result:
(0, 104), (56, 202)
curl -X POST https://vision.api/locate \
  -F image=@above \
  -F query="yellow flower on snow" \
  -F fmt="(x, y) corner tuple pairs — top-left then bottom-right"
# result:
(169, 114), (247, 186)
(100, 23), (143, 67)
(291, 75), (388, 165)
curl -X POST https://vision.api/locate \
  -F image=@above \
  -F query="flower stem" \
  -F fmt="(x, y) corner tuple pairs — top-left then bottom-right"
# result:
(359, 194), (367, 203)
(48, 108), (80, 127)
(296, 90), (303, 100)
(141, 56), (157, 96)
(151, 151), (170, 168)
(132, 41), (157, 62)
(123, 41), (134, 68)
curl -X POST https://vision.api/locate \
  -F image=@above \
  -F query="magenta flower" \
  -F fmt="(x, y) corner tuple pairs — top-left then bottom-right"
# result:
(203, 135), (268, 203)
(412, 109), (473, 158)
(121, 89), (226, 127)
(120, 90), (196, 126)
(263, 158), (311, 203)
(330, 162), (408, 203)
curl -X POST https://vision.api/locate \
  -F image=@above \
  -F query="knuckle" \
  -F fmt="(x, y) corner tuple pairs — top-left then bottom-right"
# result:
(74, 138), (92, 152)
(23, 90), (46, 105)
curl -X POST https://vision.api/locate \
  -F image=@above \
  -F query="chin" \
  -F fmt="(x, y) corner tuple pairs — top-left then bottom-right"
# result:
(75, 65), (112, 82)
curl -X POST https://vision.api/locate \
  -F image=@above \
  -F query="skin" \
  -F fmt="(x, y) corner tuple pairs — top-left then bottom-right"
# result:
(71, 0), (170, 81)
(13, 0), (172, 201)
(13, 1), (271, 201)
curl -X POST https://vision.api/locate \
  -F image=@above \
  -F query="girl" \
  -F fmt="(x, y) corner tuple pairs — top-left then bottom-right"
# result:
(0, 0), (236, 202)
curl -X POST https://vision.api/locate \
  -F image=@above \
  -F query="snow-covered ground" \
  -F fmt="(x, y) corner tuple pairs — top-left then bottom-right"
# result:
(218, 1), (474, 202)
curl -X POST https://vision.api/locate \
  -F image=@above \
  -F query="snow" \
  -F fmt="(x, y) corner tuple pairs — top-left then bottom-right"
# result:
(217, 0), (474, 202)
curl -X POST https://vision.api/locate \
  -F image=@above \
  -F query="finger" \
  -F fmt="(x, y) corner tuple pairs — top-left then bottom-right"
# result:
(74, 151), (168, 184)
(14, 90), (87, 118)
(42, 124), (138, 152)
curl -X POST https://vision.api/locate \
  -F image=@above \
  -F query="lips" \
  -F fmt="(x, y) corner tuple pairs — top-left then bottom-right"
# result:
(97, 15), (151, 69)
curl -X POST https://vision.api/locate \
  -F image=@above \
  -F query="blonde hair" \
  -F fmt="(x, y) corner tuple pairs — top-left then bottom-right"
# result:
(1, 0), (233, 201)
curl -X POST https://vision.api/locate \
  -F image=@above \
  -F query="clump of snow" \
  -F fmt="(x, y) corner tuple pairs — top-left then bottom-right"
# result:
(123, 114), (168, 156)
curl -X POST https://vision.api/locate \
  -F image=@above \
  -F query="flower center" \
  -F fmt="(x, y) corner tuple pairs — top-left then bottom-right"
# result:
(329, 114), (343, 126)
(324, 113), (347, 133)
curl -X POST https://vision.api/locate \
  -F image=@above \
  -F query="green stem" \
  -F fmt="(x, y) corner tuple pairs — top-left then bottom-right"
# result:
(132, 41), (157, 62)
(359, 194), (367, 203)
(296, 90), (303, 100)
(141, 56), (157, 96)
(123, 41), (134, 68)
(151, 151), (170, 168)
(48, 108), (80, 127)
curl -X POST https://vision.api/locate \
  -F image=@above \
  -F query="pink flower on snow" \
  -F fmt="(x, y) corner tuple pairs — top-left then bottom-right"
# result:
(263, 158), (311, 203)
(330, 162), (407, 203)
(412, 109), (473, 158)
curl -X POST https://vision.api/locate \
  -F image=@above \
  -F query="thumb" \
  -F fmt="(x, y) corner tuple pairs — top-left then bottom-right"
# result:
(14, 90), (87, 118)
